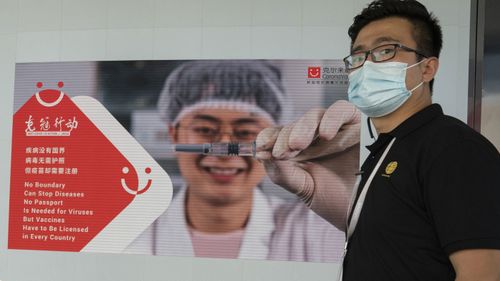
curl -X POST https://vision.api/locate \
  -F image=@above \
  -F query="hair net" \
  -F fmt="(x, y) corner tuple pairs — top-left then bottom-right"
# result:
(157, 60), (287, 125)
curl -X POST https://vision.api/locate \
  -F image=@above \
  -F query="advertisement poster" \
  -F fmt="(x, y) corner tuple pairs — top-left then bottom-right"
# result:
(9, 60), (356, 263)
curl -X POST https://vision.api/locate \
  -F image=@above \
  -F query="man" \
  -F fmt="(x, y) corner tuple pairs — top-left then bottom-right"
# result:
(126, 60), (354, 262)
(256, 0), (500, 280)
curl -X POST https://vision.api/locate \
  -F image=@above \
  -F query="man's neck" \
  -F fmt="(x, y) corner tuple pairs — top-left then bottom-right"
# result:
(186, 190), (253, 233)
(372, 89), (432, 134)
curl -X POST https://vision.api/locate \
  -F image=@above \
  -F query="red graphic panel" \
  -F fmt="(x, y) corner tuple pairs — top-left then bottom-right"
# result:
(9, 85), (136, 252)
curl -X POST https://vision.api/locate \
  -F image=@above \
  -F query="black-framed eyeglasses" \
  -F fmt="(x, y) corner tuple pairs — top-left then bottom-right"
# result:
(176, 123), (263, 143)
(343, 43), (428, 71)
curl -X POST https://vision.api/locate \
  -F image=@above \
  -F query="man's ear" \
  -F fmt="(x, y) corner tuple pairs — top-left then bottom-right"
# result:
(168, 124), (178, 143)
(421, 57), (439, 83)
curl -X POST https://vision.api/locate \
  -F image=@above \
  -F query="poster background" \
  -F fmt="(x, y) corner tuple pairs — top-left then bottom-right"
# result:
(0, 0), (472, 280)
(13, 60), (348, 201)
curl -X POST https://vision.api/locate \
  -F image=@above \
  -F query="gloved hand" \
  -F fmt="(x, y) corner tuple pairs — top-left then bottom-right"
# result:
(255, 100), (361, 232)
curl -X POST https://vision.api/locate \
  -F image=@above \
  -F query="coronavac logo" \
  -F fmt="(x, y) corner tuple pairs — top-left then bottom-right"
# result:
(305, 65), (349, 85)
(307, 66), (321, 78)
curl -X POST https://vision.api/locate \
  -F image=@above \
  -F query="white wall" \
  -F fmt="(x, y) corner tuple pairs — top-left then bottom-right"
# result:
(0, 0), (471, 280)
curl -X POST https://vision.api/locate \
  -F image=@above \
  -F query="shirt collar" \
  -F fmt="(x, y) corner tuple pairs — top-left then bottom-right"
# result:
(366, 104), (443, 153)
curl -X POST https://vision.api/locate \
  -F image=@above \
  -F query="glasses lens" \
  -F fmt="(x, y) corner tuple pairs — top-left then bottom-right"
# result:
(346, 53), (366, 70)
(189, 124), (219, 142)
(233, 128), (260, 142)
(372, 45), (397, 62)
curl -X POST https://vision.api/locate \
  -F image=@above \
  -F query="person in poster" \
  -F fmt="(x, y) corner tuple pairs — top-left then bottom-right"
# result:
(125, 60), (359, 262)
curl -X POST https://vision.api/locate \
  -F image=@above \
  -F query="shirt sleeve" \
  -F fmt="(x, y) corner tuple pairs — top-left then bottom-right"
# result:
(424, 137), (500, 255)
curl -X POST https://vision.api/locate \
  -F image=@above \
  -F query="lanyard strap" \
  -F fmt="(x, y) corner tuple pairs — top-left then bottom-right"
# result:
(337, 137), (396, 281)
(346, 137), (396, 240)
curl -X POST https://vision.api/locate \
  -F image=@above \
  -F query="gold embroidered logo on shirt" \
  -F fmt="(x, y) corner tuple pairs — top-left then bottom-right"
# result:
(382, 161), (398, 177)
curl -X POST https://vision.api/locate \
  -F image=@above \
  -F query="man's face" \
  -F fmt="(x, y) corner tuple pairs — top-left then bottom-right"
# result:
(352, 16), (426, 94)
(170, 108), (271, 206)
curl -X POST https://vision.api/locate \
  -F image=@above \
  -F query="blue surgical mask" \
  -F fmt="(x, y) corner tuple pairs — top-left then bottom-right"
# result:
(347, 60), (424, 117)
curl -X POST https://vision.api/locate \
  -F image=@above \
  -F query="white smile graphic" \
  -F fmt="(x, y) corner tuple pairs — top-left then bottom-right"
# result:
(309, 69), (320, 78)
(121, 166), (152, 195)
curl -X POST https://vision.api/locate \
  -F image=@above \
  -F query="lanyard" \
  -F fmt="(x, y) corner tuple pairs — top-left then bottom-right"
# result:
(337, 137), (396, 281)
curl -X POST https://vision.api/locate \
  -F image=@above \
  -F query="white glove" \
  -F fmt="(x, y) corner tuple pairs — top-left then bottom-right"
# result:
(255, 100), (361, 232)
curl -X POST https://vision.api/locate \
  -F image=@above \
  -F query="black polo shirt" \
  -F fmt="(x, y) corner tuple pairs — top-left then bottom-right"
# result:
(343, 104), (500, 281)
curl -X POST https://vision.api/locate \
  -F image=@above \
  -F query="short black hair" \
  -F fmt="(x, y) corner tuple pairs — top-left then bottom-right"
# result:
(348, 0), (443, 91)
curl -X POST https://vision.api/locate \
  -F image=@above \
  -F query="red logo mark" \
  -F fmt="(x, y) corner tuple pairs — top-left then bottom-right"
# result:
(308, 67), (321, 79)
